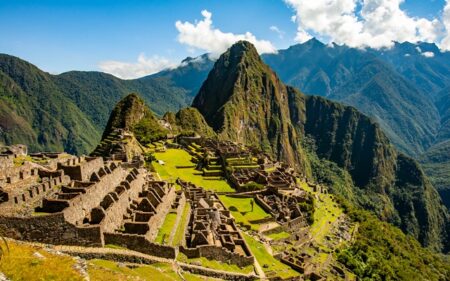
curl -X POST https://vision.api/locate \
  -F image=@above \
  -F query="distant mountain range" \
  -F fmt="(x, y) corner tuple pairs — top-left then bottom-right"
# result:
(1, 38), (450, 210)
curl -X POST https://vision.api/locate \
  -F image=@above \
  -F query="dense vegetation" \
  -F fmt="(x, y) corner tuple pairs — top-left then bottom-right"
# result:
(101, 93), (166, 145)
(335, 196), (450, 280)
(163, 107), (215, 137)
(0, 53), (205, 154)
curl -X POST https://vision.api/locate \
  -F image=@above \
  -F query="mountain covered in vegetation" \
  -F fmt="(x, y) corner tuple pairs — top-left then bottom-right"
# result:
(0, 53), (212, 154)
(192, 41), (450, 252)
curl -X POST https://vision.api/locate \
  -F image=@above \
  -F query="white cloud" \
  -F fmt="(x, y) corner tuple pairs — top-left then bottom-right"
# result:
(270, 25), (285, 39)
(98, 54), (177, 79)
(175, 10), (277, 57)
(440, 0), (450, 50)
(422, 51), (435, 57)
(284, 0), (443, 49)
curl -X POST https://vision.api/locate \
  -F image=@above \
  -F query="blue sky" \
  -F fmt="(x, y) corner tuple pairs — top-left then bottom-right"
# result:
(0, 0), (447, 77)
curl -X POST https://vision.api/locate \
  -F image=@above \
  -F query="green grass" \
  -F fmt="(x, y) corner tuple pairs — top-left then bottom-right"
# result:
(104, 244), (127, 250)
(177, 253), (254, 274)
(13, 155), (32, 167)
(0, 241), (84, 281)
(154, 149), (234, 193)
(90, 259), (221, 281)
(89, 259), (176, 281)
(155, 213), (177, 244)
(266, 231), (290, 240)
(242, 233), (300, 279)
(172, 203), (190, 246)
(310, 193), (342, 244)
(219, 196), (271, 231)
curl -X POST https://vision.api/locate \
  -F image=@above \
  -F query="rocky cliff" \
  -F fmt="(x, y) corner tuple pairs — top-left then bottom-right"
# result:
(192, 41), (449, 252)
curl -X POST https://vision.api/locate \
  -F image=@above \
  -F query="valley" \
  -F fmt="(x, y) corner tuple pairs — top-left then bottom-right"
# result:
(1, 40), (450, 280)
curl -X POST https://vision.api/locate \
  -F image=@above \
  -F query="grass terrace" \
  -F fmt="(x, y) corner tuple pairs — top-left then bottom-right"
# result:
(155, 212), (177, 244)
(89, 259), (215, 281)
(242, 233), (300, 279)
(0, 240), (218, 281)
(153, 149), (234, 193)
(172, 203), (191, 246)
(177, 253), (255, 275)
(219, 195), (271, 231)
(266, 231), (291, 240)
(0, 240), (84, 281)
(310, 193), (343, 244)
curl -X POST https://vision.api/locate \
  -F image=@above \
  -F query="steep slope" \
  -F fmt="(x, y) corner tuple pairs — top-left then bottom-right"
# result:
(192, 41), (310, 171)
(0, 53), (210, 153)
(163, 107), (215, 137)
(100, 93), (166, 143)
(262, 40), (440, 156)
(0, 54), (99, 154)
(91, 93), (166, 159)
(192, 41), (449, 252)
(420, 140), (450, 210)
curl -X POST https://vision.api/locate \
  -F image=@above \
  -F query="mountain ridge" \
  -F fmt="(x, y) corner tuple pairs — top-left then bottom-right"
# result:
(191, 40), (450, 252)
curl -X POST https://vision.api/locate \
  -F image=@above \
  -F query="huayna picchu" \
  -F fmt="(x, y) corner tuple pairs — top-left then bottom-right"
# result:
(0, 41), (449, 281)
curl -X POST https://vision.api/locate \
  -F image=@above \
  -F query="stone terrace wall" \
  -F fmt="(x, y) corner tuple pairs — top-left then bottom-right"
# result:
(147, 185), (176, 241)
(58, 157), (104, 181)
(104, 232), (177, 259)
(62, 164), (128, 224)
(180, 245), (254, 267)
(0, 155), (14, 170)
(9, 175), (70, 206)
(0, 212), (103, 246)
(98, 169), (145, 233)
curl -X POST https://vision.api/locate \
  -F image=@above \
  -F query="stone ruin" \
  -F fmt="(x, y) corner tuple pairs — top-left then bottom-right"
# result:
(0, 146), (177, 259)
(256, 187), (309, 229)
(178, 179), (254, 267)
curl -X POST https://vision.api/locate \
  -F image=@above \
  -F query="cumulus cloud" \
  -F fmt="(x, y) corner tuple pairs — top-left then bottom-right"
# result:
(440, 0), (450, 50)
(175, 10), (277, 57)
(284, 0), (443, 49)
(270, 25), (285, 39)
(98, 54), (177, 79)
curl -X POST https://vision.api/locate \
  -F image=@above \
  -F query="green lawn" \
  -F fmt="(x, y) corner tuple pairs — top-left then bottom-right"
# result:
(266, 231), (291, 240)
(177, 253), (254, 275)
(153, 149), (235, 193)
(219, 196), (271, 231)
(155, 212), (177, 244)
(171, 203), (191, 246)
(242, 233), (300, 279)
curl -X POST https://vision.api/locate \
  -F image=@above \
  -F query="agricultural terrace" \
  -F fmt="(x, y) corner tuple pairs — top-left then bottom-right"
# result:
(153, 148), (234, 193)
(219, 195), (271, 231)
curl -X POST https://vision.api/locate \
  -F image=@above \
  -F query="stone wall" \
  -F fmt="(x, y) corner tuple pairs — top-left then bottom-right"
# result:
(58, 156), (104, 181)
(98, 169), (145, 233)
(180, 245), (254, 267)
(10, 175), (70, 206)
(0, 155), (14, 170)
(168, 192), (187, 244)
(179, 264), (258, 281)
(0, 213), (103, 246)
(254, 195), (275, 216)
(146, 185), (176, 241)
(104, 232), (177, 259)
(61, 164), (128, 224)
